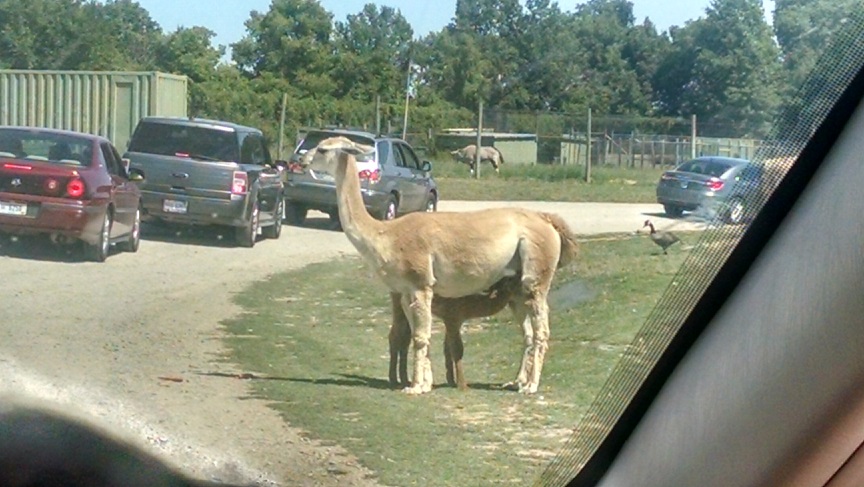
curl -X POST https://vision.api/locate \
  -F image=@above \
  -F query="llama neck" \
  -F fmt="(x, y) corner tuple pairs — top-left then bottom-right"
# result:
(334, 153), (386, 256)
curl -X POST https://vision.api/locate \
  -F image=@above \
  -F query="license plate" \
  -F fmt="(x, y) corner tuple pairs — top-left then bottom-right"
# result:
(0, 201), (27, 216)
(163, 199), (188, 214)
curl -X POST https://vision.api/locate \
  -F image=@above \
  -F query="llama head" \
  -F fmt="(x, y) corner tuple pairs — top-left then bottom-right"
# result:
(300, 136), (375, 174)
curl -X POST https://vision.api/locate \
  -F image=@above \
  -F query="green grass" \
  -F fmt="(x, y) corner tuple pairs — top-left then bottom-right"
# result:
(220, 234), (697, 487)
(428, 157), (666, 203)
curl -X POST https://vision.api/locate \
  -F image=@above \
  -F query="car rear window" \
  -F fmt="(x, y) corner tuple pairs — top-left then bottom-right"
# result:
(677, 159), (735, 177)
(0, 129), (93, 166)
(128, 121), (239, 162)
(297, 132), (375, 153)
(295, 132), (377, 164)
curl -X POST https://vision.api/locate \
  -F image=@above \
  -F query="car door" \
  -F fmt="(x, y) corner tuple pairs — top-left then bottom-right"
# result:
(240, 133), (282, 218)
(388, 140), (421, 210)
(393, 142), (428, 211)
(100, 142), (137, 237)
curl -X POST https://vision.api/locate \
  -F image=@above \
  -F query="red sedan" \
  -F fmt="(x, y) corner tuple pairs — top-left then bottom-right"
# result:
(0, 127), (144, 262)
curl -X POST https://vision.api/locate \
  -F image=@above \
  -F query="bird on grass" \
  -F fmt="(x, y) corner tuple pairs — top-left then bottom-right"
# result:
(643, 220), (680, 255)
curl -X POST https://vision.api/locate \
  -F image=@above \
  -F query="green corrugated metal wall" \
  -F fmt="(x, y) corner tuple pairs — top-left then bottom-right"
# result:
(0, 70), (187, 150)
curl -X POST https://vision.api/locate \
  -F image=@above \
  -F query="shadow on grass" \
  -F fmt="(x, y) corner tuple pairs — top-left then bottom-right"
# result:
(197, 370), (515, 393)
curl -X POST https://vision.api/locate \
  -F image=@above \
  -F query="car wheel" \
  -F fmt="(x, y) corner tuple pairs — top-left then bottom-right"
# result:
(284, 201), (307, 226)
(235, 202), (259, 248)
(424, 193), (437, 212)
(262, 199), (283, 239)
(664, 204), (684, 217)
(86, 211), (112, 262)
(725, 197), (746, 225)
(117, 204), (141, 253)
(382, 195), (398, 221)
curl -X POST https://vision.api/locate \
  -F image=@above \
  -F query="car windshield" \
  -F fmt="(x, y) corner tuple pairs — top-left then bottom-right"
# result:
(128, 121), (239, 162)
(0, 129), (93, 166)
(0, 1), (857, 487)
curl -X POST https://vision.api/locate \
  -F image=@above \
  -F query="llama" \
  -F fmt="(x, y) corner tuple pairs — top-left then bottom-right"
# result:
(389, 275), (524, 390)
(450, 144), (505, 174)
(301, 136), (577, 394)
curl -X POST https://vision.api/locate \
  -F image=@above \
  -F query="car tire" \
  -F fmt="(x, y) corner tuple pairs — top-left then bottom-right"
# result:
(382, 195), (398, 221)
(117, 205), (141, 253)
(86, 211), (112, 262)
(664, 205), (684, 217)
(424, 193), (437, 212)
(725, 197), (746, 225)
(262, 199), (283, 239)
(284, 201), (307, 226)
(235, 202), (259, 248)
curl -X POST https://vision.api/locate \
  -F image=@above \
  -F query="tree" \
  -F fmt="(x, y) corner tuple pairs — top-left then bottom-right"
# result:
(774, 0), (861, 93)
(0, 0), (88, 69)
(332, 4), (414, 102)
(231, 0), (335, 96)
(654, 0), (784, 137)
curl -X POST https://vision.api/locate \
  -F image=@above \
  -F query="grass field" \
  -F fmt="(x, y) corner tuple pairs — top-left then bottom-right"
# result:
(220, 234), (697, 486)
(429, 157), (667, 203)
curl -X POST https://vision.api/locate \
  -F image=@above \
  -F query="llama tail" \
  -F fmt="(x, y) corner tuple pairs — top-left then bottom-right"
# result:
(497, 147), (505, 165)
(542, 212), (579, 268)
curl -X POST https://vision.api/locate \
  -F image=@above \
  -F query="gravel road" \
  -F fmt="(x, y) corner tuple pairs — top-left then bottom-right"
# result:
(0, 201), (702, 486)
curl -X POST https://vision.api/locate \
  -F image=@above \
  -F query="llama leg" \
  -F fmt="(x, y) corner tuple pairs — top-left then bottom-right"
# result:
(520, 298), (550, 394)
(502, 304), (532, 391)
(401, 290), (434, 394)
(388, 293), (411, 387)
(444, 318), (467, 390)
(444, 324), (455, 387)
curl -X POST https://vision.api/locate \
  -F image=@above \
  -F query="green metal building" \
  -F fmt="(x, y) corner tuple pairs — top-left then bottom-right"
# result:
(0, 70), (188, 151)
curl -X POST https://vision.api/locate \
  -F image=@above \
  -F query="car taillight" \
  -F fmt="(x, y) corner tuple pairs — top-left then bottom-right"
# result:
(661, 173), (674, 180)
(66, 178), (85, 198)
(358, 169), (381, 183)
(43, 178), (61, 195)
(708, 178), (724, 191)
(232, 171), (248, 194)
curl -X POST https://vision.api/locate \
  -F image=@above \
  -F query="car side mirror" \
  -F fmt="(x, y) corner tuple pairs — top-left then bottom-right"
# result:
(128, 167), (145, 182)
(122, 157), (131, 174)
(421, 160), (432, 172)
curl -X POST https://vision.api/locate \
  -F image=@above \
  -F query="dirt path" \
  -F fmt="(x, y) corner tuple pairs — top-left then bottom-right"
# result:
(0, 202), (699, 486)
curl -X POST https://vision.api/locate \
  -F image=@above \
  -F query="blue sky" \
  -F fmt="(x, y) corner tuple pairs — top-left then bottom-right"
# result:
(135, 0), (775, 54)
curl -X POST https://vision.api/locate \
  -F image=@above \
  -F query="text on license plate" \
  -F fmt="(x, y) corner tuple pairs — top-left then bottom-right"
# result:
(163, 199), (188, 214)
(0, 201), (27, 216)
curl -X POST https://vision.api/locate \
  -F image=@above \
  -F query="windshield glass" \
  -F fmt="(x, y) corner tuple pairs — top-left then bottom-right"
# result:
(0, 1), (855, 487)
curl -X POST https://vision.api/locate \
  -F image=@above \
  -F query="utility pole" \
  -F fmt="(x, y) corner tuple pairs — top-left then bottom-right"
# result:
(475, 99), (483, 179)
(691, 114), (697, 159)
(278, 92), (287, 160)
(376, 95), (381, 136)
(585, 107), (592, 183)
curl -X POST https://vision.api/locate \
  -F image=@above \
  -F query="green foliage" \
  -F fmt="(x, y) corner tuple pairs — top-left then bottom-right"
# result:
(653, 0), (784, 137)
(0, 0), (851, 144)
(774, 0), (861, 93)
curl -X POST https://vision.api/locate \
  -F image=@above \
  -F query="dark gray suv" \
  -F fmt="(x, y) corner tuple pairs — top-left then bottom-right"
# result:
(125, 117), (285, 247)
(283, 129), (438, 225)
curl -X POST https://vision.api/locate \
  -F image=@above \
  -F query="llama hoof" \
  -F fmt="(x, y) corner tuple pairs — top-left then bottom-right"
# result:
(402, 384), (429, 395)
(518, 383), (539, 394)
(501, 381), (521, 391)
